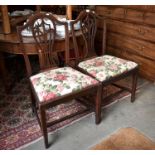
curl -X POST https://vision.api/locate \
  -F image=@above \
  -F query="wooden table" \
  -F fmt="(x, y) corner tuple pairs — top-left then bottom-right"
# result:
(0, 31), (65, 92)
(0, 29), (82, 92)
(0, 31), (70, 55)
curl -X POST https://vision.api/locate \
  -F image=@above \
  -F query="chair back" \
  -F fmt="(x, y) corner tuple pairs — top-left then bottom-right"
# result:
(17, 12), (69, 77)
(70, 10), (106, 65)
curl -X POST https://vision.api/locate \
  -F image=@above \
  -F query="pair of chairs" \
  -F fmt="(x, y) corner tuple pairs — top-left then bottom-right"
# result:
(17, 10), (138, 148)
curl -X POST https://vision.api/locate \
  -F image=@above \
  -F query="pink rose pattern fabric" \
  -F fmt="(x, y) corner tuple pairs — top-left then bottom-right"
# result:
(30, 67), (98, 102)
(78, 55), (138, 82)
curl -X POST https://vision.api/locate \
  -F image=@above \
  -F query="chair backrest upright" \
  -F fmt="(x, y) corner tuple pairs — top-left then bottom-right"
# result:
(70, 10), (107, 65)
(70, 10), (96, 64)
(17, 12), (69, 77)
(95, 15), (107, 56)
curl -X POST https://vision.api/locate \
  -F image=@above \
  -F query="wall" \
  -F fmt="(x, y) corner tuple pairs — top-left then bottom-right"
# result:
(95, 5), (155, 82)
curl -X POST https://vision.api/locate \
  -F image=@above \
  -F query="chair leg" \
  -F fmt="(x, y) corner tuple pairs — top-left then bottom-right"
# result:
(30, 88), (37, 113)
(131, 70), (138, 103)
(95, 84), (102, 124)
(40, 106), (48, 148)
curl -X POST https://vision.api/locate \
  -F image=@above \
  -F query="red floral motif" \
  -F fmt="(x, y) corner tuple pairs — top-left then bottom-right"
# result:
(54, 74), (67, 81)
(94, 61), (104, 67)
(89, 70), (97, 76)
(43, 92), (57, 101)
(110, 64), (118, 70)
(91, 78), (99, 84)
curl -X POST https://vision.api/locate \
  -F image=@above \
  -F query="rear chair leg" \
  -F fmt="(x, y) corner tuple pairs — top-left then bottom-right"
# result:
(95, 84), (102, 124)
(30, 88), (37, 113)
(131, 70), (138, 102)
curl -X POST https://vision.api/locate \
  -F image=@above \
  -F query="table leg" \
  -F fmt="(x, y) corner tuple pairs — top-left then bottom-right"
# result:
(0, 53), (9, 92)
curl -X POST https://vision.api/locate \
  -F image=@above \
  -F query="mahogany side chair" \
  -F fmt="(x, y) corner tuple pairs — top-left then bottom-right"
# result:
(69, 10), (139, 105)
(17, 12), (102, 148)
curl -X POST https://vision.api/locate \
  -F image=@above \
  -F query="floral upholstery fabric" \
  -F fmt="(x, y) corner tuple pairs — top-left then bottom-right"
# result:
(30, 67), (98, 102)
(78, 55), (138, 82)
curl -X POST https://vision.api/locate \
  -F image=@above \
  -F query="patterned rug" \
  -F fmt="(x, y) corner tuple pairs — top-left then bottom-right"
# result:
(0, 58), (147, 149)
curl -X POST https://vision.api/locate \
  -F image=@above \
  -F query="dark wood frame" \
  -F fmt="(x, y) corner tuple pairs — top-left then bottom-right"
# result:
(17, 12), (102, 148)
(70, 10), (139, 105)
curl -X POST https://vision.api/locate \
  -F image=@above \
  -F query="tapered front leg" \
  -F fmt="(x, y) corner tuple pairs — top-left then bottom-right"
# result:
(40, 106), (48, 148)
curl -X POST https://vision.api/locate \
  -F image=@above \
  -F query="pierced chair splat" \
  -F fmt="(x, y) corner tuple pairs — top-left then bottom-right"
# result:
(70, 10), (139, 105)
(17, 12), (102, 148)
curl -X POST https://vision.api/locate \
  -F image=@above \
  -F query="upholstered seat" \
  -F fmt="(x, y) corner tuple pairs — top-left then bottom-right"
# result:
(30, 67), (98, 102)
(78, 55), (138, 82)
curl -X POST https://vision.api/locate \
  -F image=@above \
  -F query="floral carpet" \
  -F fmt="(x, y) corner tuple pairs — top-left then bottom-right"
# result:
(0, 58), (146, 149)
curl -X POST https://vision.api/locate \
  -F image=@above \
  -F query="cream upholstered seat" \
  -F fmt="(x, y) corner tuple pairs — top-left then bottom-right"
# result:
(30, 67), (98, 102)
(78, 55), (138, 82)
